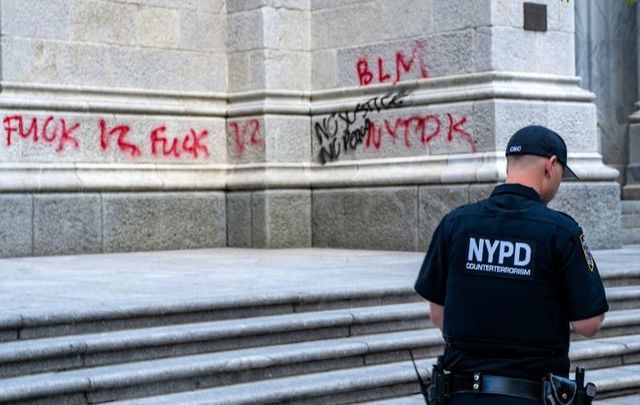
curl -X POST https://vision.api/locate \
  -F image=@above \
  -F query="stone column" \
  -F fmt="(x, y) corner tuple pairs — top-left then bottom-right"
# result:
(225, 0), (313, 248)
(576, 0), (637, 183)
(626, 3), (640, 200)
(306, 0), (620, 249)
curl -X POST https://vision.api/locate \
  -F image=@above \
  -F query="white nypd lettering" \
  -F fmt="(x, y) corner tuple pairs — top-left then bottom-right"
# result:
(514, 242), (531, 266)
(466, 236), (535, 280)
(468, 237), (483, 262)
(485, 239), (499, 262)
(509, 145), (522, 153)
(498, 241), (514, 264)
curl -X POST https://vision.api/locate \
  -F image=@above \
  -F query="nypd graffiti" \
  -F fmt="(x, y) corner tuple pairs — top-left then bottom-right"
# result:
(465, 236), (536, 280)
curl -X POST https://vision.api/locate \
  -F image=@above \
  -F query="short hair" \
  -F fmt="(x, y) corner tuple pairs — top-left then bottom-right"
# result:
(506, 154), (547, 171)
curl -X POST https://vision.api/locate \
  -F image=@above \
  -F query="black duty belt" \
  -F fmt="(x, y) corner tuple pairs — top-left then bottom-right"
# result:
(450, 372), (542, 402)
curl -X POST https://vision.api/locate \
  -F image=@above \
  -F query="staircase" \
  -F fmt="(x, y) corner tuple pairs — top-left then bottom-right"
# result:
(622, 201), (640, 245)
(0, 258), (639, 404)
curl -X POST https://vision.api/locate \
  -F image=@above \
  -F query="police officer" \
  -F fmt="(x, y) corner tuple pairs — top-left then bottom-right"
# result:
(415, 125), (609, 404)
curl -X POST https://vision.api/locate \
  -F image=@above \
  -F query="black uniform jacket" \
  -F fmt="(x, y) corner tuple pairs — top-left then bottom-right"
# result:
(415, 184), (609, 379)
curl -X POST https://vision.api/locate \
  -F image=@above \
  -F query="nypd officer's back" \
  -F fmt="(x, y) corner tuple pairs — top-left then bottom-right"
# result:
(415, 126), (609, 404)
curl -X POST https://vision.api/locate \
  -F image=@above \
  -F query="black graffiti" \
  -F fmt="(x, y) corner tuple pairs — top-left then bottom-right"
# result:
(315, 89), (410, 164)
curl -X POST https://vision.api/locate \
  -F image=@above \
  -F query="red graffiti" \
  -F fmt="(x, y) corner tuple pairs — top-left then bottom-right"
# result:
(99, 119), (142, 158)
(3, 115), (80, 153)
(0, 114), (213, 160)
(356, 40), (429, 87)
(150, 126), (210, 159)
(229, 119), (264, 156)
(365, 113), (476, 152)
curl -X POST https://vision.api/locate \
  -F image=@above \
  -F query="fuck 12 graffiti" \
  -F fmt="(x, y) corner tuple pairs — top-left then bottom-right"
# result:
(1, 114), (211, 160)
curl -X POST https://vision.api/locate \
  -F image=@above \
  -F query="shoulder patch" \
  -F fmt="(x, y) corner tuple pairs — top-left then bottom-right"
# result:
(580, 233), (595, 272)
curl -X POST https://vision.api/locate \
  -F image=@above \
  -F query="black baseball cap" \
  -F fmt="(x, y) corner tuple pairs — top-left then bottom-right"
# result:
(505, 125), (579, 180)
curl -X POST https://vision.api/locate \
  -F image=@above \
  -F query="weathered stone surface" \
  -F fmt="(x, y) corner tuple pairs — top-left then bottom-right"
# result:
(493, 99), (549, 150)
(379, 0), (434, 40)
(469, 183), (498, 204)
(418, 185), (469, 251)
(227, 192), (252, 248)
(0, 195), (33, 257)
(535, 30), (575, 76)
(178, 9), (227, 52)
(253, 189), (311, 248)
(473, 26), (493, 72)
(470, 100), (496, 152)
(312, 2), (380, 50)
(312, 187), (419, 251)
(547, 102), (598, 153)
(263, 7), (310, 51)
(490, 26), (538, 73)
(102, 192), (226, 252)
(227, 9), (264, 52)
(549, 181), (621, 250)
(33, 194), (102, 256)
(426, 29), (477, 77)
(264, 116), (312, 162)
(312, 49), (337, 90)
(433, 0), (491, 32)
(228, 0), (309, 13)
(227, 50), (266, 92)
(227, 116), (266, 164)
(264, 49), (311, 90)
(1, 0), (73, 41)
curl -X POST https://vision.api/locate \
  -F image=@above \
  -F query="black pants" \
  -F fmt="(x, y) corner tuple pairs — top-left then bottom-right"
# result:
(449, 393), (542, 404)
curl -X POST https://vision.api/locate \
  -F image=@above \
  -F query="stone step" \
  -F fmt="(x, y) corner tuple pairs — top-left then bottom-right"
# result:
(0, 249), (636, 344)
(360, 394), (424, 404)
(0, 287), (420, 342)
(2, 267), (638, 344)
(0, 302), (431, 378)
(622, 228), (640, 245)
(2, 294), (639, 380)
(359, 392), (640, 404)
(622, 214), (640, 229)
(107, 358), (437, 405)
(578, 364), (640, 399)
(0, 334), (440, 403)
(597, 393), (640, 404)
(622, 201), (640, 215)
(1, 325), (640, 403)
(108, 361), (640, 404)
(570, 334), (640, 369)
(605, 285), (640, 310)
(599, 266), (640, 288)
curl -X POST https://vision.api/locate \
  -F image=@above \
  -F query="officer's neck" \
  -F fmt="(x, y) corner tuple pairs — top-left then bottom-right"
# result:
(505, 176), (544, 201)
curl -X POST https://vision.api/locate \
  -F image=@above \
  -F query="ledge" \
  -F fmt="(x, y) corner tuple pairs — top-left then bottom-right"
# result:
(0, 71), (594, 118)
(0, 152), (618, 192)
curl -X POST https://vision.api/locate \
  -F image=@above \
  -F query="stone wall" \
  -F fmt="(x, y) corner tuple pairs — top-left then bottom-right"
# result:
(0, 0), (623, 256)
(0, 0), (229, 256)
(575, 0), (638, 183)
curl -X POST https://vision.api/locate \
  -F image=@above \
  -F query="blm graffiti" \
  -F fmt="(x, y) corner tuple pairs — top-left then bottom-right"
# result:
(314, 91), (477, 164)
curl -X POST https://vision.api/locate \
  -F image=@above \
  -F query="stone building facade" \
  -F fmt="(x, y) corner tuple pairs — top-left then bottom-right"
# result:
(0, 0), (632, 257)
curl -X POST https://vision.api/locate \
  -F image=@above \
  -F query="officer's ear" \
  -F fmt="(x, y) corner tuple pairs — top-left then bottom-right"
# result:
(545, 156), (558, 178)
